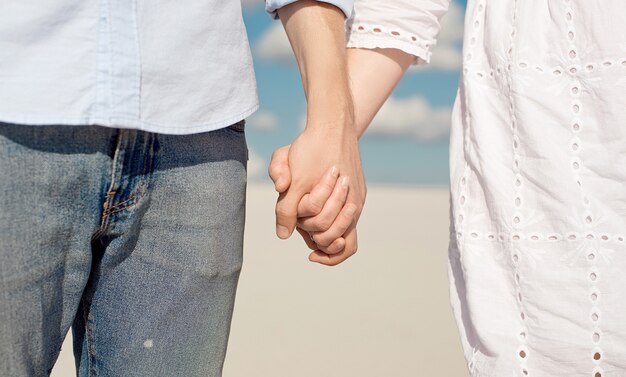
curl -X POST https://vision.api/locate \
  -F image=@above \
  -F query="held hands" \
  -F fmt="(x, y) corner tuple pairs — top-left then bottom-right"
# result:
(269, 127), (366, 266)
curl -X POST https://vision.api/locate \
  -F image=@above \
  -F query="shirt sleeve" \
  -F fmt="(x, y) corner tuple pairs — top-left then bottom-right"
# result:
(346, 0), (451, 65)
(265, 0), (355, 20)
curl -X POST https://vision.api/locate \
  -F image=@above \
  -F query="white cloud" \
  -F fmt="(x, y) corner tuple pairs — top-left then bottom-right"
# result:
(247, 111), (279, 131)
(255, 22), (294, 63)
(247, 149), (267, 180)
(411, 1), (464, 72)
(367, 96), (451, 140)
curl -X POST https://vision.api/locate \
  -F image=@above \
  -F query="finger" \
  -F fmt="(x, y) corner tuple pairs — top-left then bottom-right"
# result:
(296, 166), (339, 217)
(315, 236), (346, 255)
(268, 146), (291, 193)
(309, 226), (358, 266)
(275, 187), (305, 239)
(298, 176), (349, 232)
(296, 227), (317, 250)
(308, 203), (357, 247)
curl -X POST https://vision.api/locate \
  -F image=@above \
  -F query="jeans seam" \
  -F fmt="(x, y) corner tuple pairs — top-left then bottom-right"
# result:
(108, 185), (147, 213)
(92, 130), (125, 240)
(107, 133), (151, 210)
(106, 185), (144, 209)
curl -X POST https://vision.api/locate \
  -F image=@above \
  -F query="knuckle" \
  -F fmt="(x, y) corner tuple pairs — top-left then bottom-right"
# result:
(316, 237), (332, 247)
(323, 181), (336, 192)
(310, 218), (328, 231)
(310, 221), (323, 231)
(268, 165), (282, 179)
(267, 165), (276, 177)
(318, 217), (333, 231)
(297, 222), (313, 232)
(275, 206), (293, 219)
(342, 208), (356, 221)
(330, 243), (345, 254)
(339, 220), (355, 232)
(334, 238), (346, 249)
(307, 201), (324, 215)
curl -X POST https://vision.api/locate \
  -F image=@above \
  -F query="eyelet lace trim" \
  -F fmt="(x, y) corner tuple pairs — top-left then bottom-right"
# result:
(348, 24), (432, 51)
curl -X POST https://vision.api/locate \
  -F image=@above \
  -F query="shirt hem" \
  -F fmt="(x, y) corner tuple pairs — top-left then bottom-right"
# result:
(0, 103), (260, 135)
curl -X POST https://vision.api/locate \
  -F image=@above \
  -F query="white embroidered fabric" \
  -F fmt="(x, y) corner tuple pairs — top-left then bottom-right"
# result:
(348, 1), (626, 376)
(346, 0), (449, 64)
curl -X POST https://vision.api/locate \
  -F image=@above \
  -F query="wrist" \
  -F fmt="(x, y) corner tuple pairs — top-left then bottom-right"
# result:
(305, 107), (355, 134)
(306, 90), (354, 127)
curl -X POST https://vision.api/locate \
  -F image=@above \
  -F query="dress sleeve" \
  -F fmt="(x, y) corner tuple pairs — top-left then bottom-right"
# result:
(346, 0), (451, 65)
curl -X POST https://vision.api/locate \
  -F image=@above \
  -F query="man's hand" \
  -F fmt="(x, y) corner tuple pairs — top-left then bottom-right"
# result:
(270, 145), (350, 255)
(273, 126), (365, 266)
(270, 141), (366, 266)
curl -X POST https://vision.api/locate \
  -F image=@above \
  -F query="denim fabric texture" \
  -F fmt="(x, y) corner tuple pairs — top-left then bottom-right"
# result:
(0, 121), (248, 377)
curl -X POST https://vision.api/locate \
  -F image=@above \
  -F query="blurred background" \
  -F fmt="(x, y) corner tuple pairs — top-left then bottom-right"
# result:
(53, 0), (470, 376)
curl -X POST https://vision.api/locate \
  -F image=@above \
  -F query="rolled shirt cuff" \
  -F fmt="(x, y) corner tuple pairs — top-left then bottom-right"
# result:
(346, 28), (433, 65)
(266, 0), (354, 19)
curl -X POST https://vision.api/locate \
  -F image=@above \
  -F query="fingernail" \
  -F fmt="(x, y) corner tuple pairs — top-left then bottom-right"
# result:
(276, 225), (290, 239)
(341, 176), (350, 188)
(330, 166), (339, 177)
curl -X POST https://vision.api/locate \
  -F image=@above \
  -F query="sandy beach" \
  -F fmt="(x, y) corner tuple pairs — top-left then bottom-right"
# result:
(51, 184), (468, 377)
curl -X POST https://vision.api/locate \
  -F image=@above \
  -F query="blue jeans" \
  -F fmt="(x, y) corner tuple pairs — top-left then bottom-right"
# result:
(0, 122), (248, 376)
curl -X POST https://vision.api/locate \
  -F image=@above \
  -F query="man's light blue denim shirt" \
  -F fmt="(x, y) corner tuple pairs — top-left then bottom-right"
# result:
(0, 0), (351, 135)
(267, 0), (353, 19)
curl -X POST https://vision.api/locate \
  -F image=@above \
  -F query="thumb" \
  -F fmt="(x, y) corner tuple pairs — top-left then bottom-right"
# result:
(275, 186), (304, 239)
(268, 145), (292, 193)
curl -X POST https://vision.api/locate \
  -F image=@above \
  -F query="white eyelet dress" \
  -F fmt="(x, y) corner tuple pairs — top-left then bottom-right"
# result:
(347, 1), (626, 376)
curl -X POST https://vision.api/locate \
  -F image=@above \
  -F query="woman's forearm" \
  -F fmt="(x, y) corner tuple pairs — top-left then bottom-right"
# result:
(347, 48), (415, 138)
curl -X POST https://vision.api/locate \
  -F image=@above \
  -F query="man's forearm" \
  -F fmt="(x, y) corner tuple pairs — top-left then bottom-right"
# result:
(277, 1), (353, 129)
(273, 1), (366, 266)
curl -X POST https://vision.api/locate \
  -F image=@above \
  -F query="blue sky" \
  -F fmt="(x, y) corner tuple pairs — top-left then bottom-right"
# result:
(242, 0), (466, 185)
